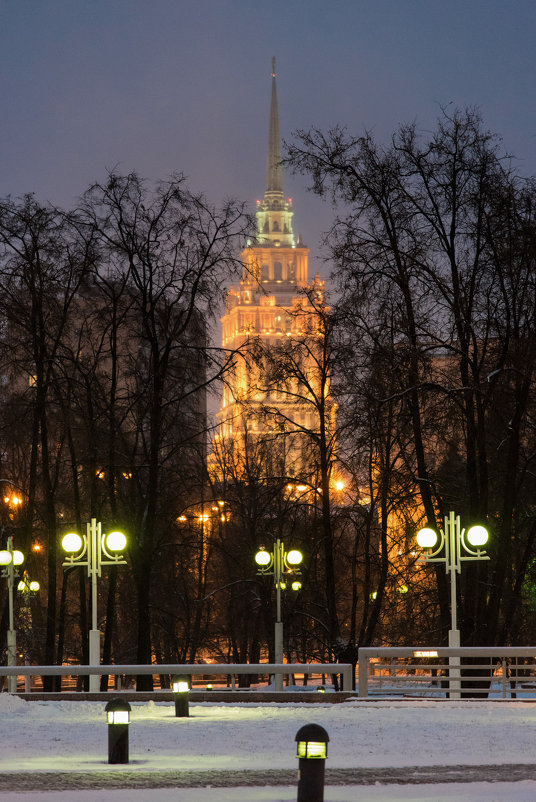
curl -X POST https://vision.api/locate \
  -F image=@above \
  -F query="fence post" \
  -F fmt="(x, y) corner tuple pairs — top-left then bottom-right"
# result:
(358, 651), (369, 698)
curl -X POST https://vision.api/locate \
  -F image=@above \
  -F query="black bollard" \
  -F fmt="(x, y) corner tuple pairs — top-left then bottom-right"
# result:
(172, 674), (190, 717)
(295, 723), (329, 802)
(105, 698), (131, 764)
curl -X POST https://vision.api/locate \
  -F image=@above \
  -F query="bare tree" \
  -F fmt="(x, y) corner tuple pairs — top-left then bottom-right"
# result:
(286, 107), (536, 646)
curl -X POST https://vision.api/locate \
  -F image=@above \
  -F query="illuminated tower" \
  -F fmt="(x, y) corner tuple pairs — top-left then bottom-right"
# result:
(214, 59), (329, 480)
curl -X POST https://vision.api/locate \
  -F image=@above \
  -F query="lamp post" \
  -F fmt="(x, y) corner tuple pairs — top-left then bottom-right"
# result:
(255, 539), (303, 691)
(16, 570), (40, 693)
(62, 519), (127, 692)
(0, 537), (25, 692)
(416, 511), (489, 698)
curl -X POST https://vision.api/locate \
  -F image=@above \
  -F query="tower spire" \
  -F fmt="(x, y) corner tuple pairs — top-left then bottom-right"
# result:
(266, 56), (282, 196)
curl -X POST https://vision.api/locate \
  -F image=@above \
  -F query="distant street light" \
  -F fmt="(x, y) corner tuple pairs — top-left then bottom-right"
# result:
(0, 537), (25, 692)
(255, 539), (302, 691)
(416, 511), (489, 698)
(62, 519), (127, 692)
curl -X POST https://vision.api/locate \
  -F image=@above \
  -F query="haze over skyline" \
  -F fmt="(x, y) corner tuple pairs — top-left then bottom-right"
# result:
(1, 0), (535, 275)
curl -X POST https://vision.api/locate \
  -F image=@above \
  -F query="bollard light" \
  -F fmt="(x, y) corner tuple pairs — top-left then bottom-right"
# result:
(206, 683), (213, 691)
(105, 698), (131, 764)
(295, 723), (329, 802)
(172, 674), (190, 718)
(316, 685), (325, 694)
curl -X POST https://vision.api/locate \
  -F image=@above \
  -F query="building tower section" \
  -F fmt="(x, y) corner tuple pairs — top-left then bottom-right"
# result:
(215, 60), (330, 480)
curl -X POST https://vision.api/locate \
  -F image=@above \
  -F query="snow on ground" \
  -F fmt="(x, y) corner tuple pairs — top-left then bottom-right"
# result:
(1, 694), (536, 799)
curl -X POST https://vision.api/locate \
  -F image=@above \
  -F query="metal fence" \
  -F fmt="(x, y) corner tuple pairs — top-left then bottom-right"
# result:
(0, 662), (354, 693)
(357, 647), (536, 699)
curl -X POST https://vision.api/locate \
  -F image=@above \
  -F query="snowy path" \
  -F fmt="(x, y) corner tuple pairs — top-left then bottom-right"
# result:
(2, 695), (536, 799)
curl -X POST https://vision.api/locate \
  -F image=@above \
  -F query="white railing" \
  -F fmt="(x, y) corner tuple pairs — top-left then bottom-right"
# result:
(358, 646), (536, 699)
(0, 662), (354, 693)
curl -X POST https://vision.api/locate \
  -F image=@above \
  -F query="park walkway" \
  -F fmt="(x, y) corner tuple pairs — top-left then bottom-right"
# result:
(1, 764), (536, 791)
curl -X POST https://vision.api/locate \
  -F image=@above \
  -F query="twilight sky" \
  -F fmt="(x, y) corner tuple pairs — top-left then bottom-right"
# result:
(1, 0), (535, 277)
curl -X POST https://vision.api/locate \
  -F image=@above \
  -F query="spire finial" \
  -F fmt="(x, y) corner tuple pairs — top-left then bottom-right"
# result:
(266, 58), (282, 194)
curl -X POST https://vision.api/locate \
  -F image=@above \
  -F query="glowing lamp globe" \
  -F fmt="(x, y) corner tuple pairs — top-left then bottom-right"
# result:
(62, 532), (83, 553)
(0, 550), (12, 566)
(416, 528), (438, 549)
(255, 549), (271, 566)
(466, 525), (488, 548)
(286, 549), (303, 566)
(106, 531), (126, 552)
(12, 550), (24, 566)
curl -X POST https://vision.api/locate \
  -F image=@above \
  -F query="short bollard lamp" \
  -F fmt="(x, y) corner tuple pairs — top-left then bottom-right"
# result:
(105, 698), (131, 764)
(295, 723), (329, 802)
(172, 674), (190, 718)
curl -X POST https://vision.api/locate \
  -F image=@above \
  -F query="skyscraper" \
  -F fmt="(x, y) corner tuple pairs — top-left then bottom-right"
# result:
(214, 60), (330, 483)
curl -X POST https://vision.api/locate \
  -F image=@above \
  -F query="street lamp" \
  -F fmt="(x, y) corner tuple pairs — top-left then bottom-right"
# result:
(255, 538), (303, 691)
(416, 511), (489, 697)
(16, 570), (40, 692)
(0, 537), (25, 692)
(62, 519), (127, 692)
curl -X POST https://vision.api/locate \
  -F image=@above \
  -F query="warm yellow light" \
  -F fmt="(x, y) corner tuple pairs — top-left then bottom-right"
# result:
(255, 549), (271, 566)
(466, 525), (488, 547)
(297, 741), (327, 759)
(0, 549), (12, 566)
(17, 580), (25, 592)
(335, 480), (344, 491)
(286, 549), (303, 566)
(62, 532), (83, 553)
(12, 550), (24, 566)
(173, 680), (189, 694)
(397, 584), (409, 594)
(414, 650), (439, 658)
(297, 485), (307, 492)
(105, 531), (126, 552)
(29, 581), (40, 592)
(291, 580), (302, 591)
(416, 528), (438, 549)
(177, 515), (187, 522)
(33, 543), (41, 552)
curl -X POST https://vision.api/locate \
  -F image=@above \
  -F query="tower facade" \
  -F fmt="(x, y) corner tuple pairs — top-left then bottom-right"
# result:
(214, 61), (330, 481)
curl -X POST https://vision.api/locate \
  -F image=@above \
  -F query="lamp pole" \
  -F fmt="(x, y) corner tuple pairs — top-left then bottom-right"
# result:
(255, 539), (303, 691)
(0, 536), (25, 692)
(16, 570), (39, 692)
(62, 519), (127, 692)
(417, 511), (489, 698)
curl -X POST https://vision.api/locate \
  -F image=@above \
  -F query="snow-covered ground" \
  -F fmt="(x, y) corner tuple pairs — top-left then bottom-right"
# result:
(1, 693), (536, 800)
